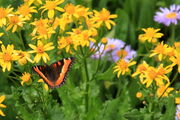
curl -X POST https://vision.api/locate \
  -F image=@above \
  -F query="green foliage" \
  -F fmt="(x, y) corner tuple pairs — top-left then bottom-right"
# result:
(0, 0), (179, 120)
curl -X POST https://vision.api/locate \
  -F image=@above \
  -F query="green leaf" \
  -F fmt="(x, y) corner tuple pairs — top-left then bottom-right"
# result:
(114, 9), (129, 40)
(95, 63), (115, 81)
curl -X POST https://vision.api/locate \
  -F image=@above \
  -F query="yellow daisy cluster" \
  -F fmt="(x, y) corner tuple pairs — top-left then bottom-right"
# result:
(150, 41), (180, 73)
(0, 0), (117, 72)
(133, 62), (172, 88)
(57, 5), (117, 52)
(132, 61), (174, 97)
(0, 44), (32, 72)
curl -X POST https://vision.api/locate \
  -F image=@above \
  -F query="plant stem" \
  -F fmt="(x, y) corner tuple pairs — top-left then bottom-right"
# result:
(18, 30), (25, 50)
(84, 57), (90, 113)
(80, 47), (90, 113)
(170, 24), (175, 44)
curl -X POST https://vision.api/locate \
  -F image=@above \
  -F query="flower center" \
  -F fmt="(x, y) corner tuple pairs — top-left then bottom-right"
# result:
(19, 5), (30, 16)
(45, 1), (56, 10)
(0, 8), (7, 19)
(66, 37), (73, 44)
(10, 16), (19, 25)
(116, 50), (128, 58)
(147, 69), (157, 79)
(138, 65), (147, 72)
(166, 12), (177, 19)
(157, 68), (166, 76)
(3, 52), (12, 62)
(99, 10), (110, 21)
(118, 60), (128, 69)
(155, 44), (165, 54)
(37, 46), (44, 53)
(37, 27), (48, 35)
(65, 4), (75, 14)
(146, 30), (156, 38)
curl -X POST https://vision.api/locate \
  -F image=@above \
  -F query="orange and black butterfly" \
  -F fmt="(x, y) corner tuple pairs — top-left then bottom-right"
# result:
(32, 57), (75, 88)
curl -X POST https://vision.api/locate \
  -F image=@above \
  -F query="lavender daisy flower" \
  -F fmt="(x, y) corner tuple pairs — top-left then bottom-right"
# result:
(91, 38), (136, 62)
(112, 45), (137, 62)
(154, 4), (180, 26)
(175, 105), (180, 120)
(91, 38), (125, 59)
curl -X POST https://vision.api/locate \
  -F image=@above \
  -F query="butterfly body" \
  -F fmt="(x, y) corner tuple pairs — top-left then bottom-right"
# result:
(32, 57), (74, 88)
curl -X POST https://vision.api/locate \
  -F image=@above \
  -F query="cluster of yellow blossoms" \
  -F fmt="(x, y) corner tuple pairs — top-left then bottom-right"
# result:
(0, 1), (117, 112)
(0, 0), (117, 72)
(113, 27), (180, 99)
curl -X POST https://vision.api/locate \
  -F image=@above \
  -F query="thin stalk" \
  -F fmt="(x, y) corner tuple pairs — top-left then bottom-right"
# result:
(80, 47), (90, 113)
(84, 57), (90, 113)
(170, 24), (175, 43)
(18, 30), (25, 50)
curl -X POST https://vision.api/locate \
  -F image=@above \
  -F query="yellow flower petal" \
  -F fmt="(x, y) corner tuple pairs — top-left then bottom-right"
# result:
(0, 96), (5, 103)
(0, 109), (5, 116)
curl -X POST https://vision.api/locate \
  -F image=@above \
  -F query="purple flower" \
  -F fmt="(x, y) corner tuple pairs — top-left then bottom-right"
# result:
(91, 38), (125, 59)
(112, 45), (137, 62)
(154, 4), (180, 26)
(91, 38), (136, 62)
(175, 105), (180, 120)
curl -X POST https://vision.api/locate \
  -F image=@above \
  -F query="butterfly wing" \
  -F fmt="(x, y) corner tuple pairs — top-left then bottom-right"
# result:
(32, 65), (56, 87)
(49, 57), (75, 88)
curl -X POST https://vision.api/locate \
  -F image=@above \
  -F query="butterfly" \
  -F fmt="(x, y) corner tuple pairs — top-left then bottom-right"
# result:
(32, 57), (75, 88)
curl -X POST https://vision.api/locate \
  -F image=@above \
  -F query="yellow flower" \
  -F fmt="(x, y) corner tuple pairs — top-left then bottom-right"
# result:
(29, 40), (55, 63)
(136, 92), (143, 98)
(138, 28), (164, 43)
(156, 84), (174, 98)
(170, 52), (180, 73)
(140, 64), (170, 88)
(31, 18), (55, 40)
(0, 44), (18, 72)
(6, 14), (26, 33)
(38, 79), (49, 91)
(20, 72), (32, 85)
(79, 30), (96, 47)
(67, 27), (96, 49)
(165, 46), (175, 57)
(150, 42), (169, 61)
(16, 4), (37, 20)
(40, 0), (65, 19)
(0, 95), (7, 117)
(176, 97), (180, 104)
(113, 59), (136, 78)
(0, 6), (13, 27)
(53, 14), (72, 31)
(85, 18), (98, 36)
(64, 3), (77, 19)
(58, 36), (73, 53)
(156, 64), (172, 81)
(93, 8), (117, 29)
(24, 0), (42, 6)
(75, 5), (92, 19)
(132, 61), (149, 77)
(15, 50), (33, 65)
(101, 37), (108, 44)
